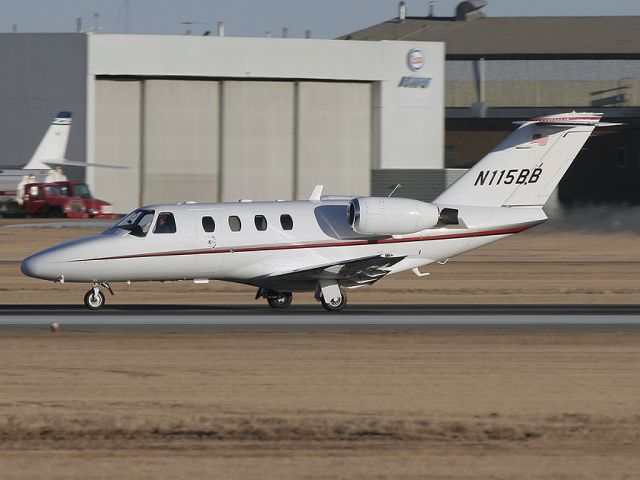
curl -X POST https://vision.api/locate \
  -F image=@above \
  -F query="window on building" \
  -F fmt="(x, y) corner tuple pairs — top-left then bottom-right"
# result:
(254, 215), (267, 231)
(154, 212), (177, 234)
(280, 214), (293, 231)
(228, 216), (242, 232)
(202, 216), (216, 232)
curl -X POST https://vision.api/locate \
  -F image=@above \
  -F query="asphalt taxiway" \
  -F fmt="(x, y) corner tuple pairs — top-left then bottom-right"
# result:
(2, 304), (640, 330)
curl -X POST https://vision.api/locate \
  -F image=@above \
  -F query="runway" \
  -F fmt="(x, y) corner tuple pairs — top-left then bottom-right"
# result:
(2, 304), (640, 329)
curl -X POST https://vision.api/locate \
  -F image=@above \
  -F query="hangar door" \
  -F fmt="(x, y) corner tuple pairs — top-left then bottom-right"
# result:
(93, 80), (142, 213)
(221, 81), (294, 201)
(142, 80), (219, 204)
(296, 82), (371, 197)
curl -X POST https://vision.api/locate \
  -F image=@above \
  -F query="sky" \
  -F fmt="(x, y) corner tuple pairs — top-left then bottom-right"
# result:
(3, 0), (640, 38)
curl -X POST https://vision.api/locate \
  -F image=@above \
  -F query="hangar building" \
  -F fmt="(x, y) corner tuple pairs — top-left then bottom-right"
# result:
(344, 3), (640, 204)
(0, 33), (444, 213)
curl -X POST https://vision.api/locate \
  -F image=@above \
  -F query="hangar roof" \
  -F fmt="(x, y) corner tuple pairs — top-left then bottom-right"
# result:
(341, 16), (640, 59)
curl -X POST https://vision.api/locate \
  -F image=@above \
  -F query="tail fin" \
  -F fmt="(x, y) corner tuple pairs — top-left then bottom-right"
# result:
(23, 111), (72, 170)
(435, 112), (620, 207)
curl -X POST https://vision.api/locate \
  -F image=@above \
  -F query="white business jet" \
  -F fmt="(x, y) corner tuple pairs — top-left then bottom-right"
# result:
(21, 112), (617, 311)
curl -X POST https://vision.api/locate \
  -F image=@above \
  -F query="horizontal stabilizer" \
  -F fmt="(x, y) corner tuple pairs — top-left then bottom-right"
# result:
(513, 112), (624, 128)
(44, 159), (128, 169)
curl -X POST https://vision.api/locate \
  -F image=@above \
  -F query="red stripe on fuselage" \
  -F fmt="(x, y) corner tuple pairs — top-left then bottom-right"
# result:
(75, 225), (532, 262)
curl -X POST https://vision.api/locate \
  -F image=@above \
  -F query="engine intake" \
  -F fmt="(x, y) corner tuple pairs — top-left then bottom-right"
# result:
(348, 197), (444, 235)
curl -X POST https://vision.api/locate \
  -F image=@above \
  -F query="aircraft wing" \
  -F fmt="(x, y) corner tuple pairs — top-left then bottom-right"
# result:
(263, 254), (406, 290)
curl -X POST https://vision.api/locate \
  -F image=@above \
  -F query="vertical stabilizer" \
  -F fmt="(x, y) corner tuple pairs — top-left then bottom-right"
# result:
(23, 111), (72, 170)
(435, 112), (617, 207)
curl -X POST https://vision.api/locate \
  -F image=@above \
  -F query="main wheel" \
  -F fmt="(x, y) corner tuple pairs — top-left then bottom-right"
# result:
(84, 289), (105, 310)
(321, 291), (347, 312)
(267, 292), (293, 309)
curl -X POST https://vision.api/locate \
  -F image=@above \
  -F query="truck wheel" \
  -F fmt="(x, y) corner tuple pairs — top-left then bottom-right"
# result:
(45, 208), (64, 218)
(84, 289), (105, 310)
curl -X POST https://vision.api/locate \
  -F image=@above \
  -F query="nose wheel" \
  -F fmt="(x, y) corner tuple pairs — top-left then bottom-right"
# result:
(84, 289), (105, 310)
(83, 282), (113, 311)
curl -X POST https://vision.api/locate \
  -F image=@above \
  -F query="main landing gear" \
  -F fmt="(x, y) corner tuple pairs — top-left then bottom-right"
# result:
(257, 288), (293, 310)
(83, 282), (113, 310)
(316, 282), (347, 312)
(257, 282), (348, 312)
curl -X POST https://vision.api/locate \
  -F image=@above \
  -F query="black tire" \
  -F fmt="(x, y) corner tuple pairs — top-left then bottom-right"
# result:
(84, 289), (105, 310)
(321, 290), (347, 312)
(267, 292), (293, 309)
(45, 208), (64, 218)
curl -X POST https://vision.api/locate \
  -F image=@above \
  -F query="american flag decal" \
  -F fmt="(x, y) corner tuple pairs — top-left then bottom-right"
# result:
(530, 135), (549, 146)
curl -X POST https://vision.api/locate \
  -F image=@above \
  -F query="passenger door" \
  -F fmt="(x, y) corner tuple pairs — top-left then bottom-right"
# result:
(192, 212), (224, 278)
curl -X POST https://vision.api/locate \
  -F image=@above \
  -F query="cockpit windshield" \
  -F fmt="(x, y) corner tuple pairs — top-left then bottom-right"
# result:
(113, 209), (156, 237)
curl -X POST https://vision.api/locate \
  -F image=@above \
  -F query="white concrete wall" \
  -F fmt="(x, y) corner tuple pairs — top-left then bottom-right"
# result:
(297, 82), (371, 197)
(221, 81), (294, 201)
(142, 80), (219, 204)
(93, 80), (141, 213)
(88, 36), (444, 172)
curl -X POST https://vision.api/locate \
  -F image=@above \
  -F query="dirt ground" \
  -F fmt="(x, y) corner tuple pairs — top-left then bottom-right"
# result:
(2, 220), (640, 478)
(2, 221), (640, 305)
(0, 329), (639, 479)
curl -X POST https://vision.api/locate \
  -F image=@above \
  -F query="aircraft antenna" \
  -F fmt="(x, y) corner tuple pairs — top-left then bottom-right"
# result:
(388, 184), (402, 197)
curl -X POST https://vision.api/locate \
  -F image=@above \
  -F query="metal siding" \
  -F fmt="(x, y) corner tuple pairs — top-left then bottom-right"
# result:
(371, 169), (467, 202)
(446, 60), (640, 108)
(221, 81), (294, 201)
(297, 82), (371, 198)
(93, 80), (141, 213)
(142, 80), (219, 204)
(0, 34), (87, 171)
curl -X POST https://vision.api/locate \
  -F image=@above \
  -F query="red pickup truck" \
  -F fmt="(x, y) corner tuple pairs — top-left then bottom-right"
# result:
(53, 181), (117, 219)
(0, 181), (116, 219)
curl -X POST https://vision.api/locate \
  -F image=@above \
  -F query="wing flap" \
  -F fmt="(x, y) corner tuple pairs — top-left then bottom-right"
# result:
(264, 254), (406, 289)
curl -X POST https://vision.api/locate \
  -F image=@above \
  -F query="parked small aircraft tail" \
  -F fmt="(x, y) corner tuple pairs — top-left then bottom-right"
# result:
(435, 112), (621, 208)
(23, 111), (72, 171)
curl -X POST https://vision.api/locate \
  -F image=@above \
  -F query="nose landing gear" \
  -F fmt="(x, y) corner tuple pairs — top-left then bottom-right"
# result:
(83, 282), (113, 310)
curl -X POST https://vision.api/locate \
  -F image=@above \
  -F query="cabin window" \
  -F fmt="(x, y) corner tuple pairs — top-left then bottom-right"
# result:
(154, 212), (177, 234)
(254, 215), (267, 231)
(228, 215), (242, 232)
(280, 214), (293, 231)
(202, 216), (216, 232)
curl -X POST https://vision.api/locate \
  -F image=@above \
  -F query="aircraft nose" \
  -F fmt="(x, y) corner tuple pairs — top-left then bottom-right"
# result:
(20, 251), (60, 280)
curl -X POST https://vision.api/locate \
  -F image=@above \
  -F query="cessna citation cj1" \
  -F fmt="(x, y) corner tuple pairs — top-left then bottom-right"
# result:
(21, 112), (617, 311)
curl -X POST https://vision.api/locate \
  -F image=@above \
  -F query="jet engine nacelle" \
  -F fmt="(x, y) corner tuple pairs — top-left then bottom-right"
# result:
(348, 197), (446, 235)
